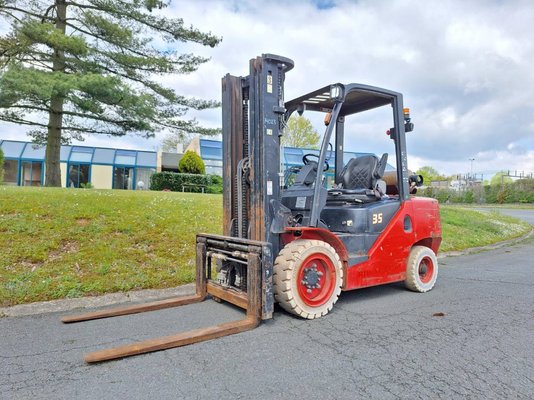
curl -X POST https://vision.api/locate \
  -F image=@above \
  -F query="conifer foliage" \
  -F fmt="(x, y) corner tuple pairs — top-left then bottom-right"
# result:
(0, 1), (221, 186)
(178, 150), (205, 175)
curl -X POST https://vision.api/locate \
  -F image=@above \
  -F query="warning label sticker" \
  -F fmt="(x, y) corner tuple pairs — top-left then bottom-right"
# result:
(296, 196), (307, 209)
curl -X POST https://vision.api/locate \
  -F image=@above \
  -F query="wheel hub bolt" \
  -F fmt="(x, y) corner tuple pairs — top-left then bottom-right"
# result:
(301, 263), (324, 290)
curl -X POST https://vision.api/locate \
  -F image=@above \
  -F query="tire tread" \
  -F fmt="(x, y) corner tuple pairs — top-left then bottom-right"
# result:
(274, 239), (343, 319)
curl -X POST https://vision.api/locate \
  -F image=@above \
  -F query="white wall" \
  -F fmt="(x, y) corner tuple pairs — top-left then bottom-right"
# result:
(91, 165), (113, 189)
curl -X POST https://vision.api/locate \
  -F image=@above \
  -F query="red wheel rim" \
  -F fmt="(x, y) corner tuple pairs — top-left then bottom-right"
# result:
(418, 256), (434, 284)
(297, 253), (336, 307)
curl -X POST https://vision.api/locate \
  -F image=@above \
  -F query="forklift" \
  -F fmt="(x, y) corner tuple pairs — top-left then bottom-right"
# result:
(62, 54), (441, 362)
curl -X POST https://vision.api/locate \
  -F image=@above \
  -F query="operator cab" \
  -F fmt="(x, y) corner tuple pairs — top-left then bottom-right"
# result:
(278, 84), (417, 265)
(326, 152), (389, 204)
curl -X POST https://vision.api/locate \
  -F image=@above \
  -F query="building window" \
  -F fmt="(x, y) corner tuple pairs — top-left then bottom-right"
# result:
(92, 148), (115, 164)
(70, 147), (93, 162)
(136, 168), (155, 190)
(68, 164), (90, 188)
(0, 141), (26, 158)
(3, 159), (19, 185)
(113, 166), (134, 190)
(115, 150), (136, 165)
(136, 152), (157, 167)
(21, 161), (42, 186)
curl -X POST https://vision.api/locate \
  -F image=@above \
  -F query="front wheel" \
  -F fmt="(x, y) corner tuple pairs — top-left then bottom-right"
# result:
(405, 246), (438, 292)
(274, 240), (343, 319)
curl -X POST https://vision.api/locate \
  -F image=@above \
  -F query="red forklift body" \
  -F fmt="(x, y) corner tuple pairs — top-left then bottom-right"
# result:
(344, 197), (441, 289)
(281, 197), (441, 290)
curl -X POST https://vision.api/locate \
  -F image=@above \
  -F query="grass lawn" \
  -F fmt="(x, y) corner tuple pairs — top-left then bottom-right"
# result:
(0, 187), (222, 307)
(439, 207), (530, 251)
(0, 186), (531, 306)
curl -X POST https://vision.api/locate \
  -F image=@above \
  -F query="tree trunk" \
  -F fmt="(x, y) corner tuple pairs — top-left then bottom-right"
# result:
(45, 104), (63, 187)
(45, 0), (67, 187)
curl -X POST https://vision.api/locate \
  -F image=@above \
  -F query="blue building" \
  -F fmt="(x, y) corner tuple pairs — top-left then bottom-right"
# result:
(192, 138), (395, 184)
(1, 137), (393, 189)
(0, 139), (157, 189)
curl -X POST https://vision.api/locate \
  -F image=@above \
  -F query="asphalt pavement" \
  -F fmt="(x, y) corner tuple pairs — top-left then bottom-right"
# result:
(1, 209), (533, 399)
(483, 207), (534, 225)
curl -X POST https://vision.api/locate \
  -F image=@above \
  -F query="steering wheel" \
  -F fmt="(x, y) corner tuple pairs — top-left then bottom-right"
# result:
(302, 153), (329, 171)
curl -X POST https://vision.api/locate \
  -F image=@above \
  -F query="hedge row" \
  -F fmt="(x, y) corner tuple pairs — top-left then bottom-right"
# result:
(150, 172), (222, 193)
(419, 179), (534, 204)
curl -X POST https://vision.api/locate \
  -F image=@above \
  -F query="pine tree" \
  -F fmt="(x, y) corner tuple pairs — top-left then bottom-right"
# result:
(0, 0), (221, 186)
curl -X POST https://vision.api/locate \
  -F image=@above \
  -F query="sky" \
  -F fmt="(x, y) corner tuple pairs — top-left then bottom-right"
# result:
(2, 0), (534, 178)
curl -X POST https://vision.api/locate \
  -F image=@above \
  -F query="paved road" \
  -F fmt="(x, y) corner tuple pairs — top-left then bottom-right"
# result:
(485, 207), (534, 225)
(1, 210), (533, 399)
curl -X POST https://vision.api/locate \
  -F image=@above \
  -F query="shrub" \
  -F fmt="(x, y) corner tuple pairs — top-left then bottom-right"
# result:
(0, 147), (4, 184)
(435, 189), (452, 204)
(150, 172), (212, 193)
(178, 151), (205, 174)
(484, 185), (498, 203)
(206, 174), (223, 194)
(496, 187), (510, 204)
(463, 190), (474, 204)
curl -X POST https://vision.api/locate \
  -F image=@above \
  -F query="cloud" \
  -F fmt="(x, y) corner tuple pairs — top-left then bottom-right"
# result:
(2, 0), (534, 177)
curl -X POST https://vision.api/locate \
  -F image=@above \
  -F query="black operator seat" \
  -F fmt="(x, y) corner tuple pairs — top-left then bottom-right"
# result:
(327, 153), (388, 204)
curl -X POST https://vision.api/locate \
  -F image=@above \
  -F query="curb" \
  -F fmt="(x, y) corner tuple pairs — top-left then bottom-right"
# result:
(0, 283), (195, 318)
(2, 229), (532, 319)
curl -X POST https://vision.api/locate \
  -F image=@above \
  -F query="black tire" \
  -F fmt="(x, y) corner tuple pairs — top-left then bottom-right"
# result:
(274, 240), (343, 319)
(405, 246), (438, 292)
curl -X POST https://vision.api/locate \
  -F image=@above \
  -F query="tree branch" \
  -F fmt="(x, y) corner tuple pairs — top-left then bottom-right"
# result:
(0, 6), (56, 22)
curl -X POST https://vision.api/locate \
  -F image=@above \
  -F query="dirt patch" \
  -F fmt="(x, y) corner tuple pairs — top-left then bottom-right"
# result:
(75, 218), (91, 226)
(132, 242), (154, 252)
(38, 213), (54, 221)
(19, 260), (44, 273)
(48, 240), (80, 261)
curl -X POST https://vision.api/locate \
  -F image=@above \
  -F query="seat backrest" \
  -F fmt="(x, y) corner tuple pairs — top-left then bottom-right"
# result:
(341, 153), (388, 190)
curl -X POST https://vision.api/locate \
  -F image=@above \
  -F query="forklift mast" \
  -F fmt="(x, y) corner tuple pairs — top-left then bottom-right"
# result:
(222, 54), (294, 257)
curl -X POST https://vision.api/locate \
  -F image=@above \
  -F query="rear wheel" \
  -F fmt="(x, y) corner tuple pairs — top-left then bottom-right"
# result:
(274, 240), (343, 319)
(405, 246), (438, 292)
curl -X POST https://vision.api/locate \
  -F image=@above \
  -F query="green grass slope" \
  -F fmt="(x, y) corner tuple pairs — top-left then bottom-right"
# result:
(439, 207), (530, 251)
(0, 187), (530, 306)
(0, 187), (221, 306)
